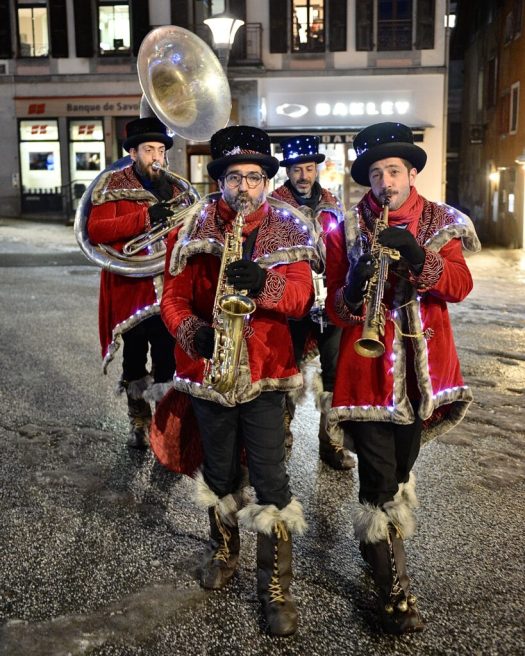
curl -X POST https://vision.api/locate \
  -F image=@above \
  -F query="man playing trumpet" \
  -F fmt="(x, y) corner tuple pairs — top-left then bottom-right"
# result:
(159, 125), (317, 637)
(87, 116), (185, 449)
(325, 122), (480, 633)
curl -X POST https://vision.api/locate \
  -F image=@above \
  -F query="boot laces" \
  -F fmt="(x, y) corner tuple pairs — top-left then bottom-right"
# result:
(269, 522), (289, 604)
(385, 526), (408, 614)
(213, 507), (232, 563)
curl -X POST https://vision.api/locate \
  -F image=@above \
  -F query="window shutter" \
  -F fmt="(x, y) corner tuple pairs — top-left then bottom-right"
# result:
(0, 1), (12, 58)
(170, 0), (190, 29)
(131, 0), (150, 56)
(269, 0), (287, 53)
(73, 0), (94, 57)
(416, 0), (435, 49)
(355, 0), (373, 51)
(328, 0), (347, 52)
(49, 0), (69, 58)
(229, 0), (247, 61)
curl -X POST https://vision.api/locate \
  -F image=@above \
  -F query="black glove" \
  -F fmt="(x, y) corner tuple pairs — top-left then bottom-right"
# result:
(194, 325), (215, 360)
(378, 227), (425, 269)
(226, 260), (267, 296)
(343, 254), (375, 306)
(148, 202), (172, 228)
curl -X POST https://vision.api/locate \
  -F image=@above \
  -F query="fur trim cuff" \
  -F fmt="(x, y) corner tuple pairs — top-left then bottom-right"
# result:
(383, 497), (416, 540)
(396, 472), (419, 509)
(352, 503), (389, 544)
(192, 470), (249, 526)
(143, 381), (173, 403)
(116, 374), (154, 400)
(237, 497), (307, 536)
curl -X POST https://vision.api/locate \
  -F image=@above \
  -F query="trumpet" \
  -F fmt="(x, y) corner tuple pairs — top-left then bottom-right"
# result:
(122, 162), (200, 256)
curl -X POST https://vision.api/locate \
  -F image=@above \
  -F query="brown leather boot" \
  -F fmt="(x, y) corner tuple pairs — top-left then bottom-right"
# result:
(126, 395), (152, 449)
(199, 506), (240, 590)
(318, 413), (354, 470)
(361, 525), (425, 634)
(257, 522), (297, 637)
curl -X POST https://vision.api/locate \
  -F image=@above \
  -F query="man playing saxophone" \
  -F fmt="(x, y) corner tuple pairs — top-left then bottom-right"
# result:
(160, 126), (317, 637)
(324, 122), (480, 634)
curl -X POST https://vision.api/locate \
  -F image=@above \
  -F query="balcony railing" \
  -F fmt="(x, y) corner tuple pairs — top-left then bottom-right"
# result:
(195, 22), (262, 66)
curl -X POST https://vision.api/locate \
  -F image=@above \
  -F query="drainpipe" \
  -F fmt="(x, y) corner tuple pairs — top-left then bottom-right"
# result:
(442, 0), (451, 202)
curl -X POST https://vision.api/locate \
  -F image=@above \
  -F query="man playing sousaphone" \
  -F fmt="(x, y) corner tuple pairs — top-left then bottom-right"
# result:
(87, 116), (187, 449)
(158, 125), (318, 637)
(324, 122), (480, 633)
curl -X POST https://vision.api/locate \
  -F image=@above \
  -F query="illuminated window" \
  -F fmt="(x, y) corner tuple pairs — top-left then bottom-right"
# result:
(292, 0), (325, 53)
(17, 1), (49, 57)
(98, 1), (130, 55)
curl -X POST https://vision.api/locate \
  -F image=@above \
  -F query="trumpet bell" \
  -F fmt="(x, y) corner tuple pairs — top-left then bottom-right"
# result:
(138, 25), (231, 142)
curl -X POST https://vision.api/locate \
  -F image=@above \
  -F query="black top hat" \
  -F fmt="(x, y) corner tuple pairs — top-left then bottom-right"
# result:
(279, 135), (325, 167)
(123, 117), (173, 152)
(350, 122), (427, 186)
(207, 125), (280, 181)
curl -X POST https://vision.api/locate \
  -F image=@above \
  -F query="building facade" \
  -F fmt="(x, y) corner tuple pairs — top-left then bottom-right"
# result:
(0, 0), (451, 220)
(456, 0), (525, 248)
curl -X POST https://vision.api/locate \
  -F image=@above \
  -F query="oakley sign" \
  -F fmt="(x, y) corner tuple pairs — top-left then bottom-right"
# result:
(275, 100), (410, 119)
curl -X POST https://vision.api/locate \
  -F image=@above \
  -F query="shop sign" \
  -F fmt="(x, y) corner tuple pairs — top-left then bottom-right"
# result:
(275, 100), (410, 120)
(15, 96), (140, 117)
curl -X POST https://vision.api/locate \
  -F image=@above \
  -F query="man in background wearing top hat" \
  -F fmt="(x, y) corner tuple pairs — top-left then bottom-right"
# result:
(324, 121), (480, 633)
(87, 116), (186, 449)
(160, 125), (318, 637)
(271, 135), (353, 471)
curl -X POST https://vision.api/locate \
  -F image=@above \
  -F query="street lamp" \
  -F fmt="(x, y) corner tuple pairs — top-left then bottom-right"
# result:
(204, 14), (244, 69)
(515, 149), (525, 166)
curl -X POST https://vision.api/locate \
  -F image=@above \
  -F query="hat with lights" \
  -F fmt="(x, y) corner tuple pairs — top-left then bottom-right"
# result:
(123, 116), (173, 152)
(279, 135), (326, 167)
(350, 122), (427, 186)
(207, 125), (280, 180)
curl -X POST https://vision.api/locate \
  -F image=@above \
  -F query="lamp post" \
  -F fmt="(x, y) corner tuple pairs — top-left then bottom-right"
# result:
(204, 14), (244, 69)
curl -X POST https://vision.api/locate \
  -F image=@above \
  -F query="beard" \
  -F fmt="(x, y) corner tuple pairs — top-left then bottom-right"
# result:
(134, 157), (162, 183)
(223, 188), (265, 213)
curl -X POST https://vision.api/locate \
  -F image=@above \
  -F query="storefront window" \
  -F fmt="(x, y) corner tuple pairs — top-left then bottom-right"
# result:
(19, 119), (62, 212)
(98, 2), (131, 54)
(69, 119), (105, 209)
(17, 2), (49, 57)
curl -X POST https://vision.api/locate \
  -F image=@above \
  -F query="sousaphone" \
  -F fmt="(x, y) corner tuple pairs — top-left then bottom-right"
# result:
(74, 25), (232, 276)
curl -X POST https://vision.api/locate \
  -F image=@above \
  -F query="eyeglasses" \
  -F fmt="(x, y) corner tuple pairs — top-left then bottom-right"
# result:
(221, 172), (267, 189)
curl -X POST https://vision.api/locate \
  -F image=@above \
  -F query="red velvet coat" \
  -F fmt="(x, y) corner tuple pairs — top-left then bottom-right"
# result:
(325, 197), (481, 446)
(160, 198), (318, 407)
(87, 165), (183, 370)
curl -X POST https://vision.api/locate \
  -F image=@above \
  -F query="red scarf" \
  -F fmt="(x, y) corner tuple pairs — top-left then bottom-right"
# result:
(365, 187), (424, 235)
(218, 198), (268, 238)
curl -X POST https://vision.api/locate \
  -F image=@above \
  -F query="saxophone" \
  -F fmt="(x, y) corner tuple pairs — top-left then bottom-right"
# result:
(354, 197), (400, 358)
(202, 202), (256, 393)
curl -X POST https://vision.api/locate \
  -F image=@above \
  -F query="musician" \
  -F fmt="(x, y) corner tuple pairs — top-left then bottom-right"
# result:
(160, 126), (317, 637)
(325, 122), (480, 633)
(87, 116), (185, 449)
(270, 135), (353, 470)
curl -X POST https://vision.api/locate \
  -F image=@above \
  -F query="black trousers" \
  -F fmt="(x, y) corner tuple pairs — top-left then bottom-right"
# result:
(122, 315), (175, 383)
(349, 406), (423, 507)
(289, 315), (342, 392)
(191, 392), (291, 509)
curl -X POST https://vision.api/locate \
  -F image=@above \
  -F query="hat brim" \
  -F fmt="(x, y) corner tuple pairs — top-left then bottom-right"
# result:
(351, 143), (427, 186)
(280, 153), (325, 167)
(207, 154), (280, 181)
(123, 133), (174, 152)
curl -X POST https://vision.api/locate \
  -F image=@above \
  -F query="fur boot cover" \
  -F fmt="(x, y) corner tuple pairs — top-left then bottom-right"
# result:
(237, 497), (307, 536)
(116, 374), (153, 400)
(396, 472), (419, 510)
(143, 380), (173, 403)
(193, 469), (252, 527)
(352, 495), (416, 545)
